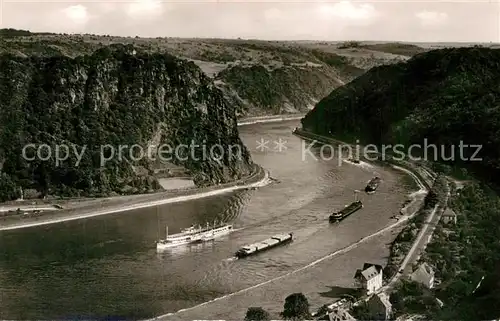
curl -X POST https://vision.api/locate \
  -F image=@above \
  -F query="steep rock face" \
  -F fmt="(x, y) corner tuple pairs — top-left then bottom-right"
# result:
(216, 64), (344, 116)
(302, 47), (500, 184)
(0, 45), (253, 200)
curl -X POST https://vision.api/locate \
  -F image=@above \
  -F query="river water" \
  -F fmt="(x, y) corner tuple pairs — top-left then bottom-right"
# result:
(0, 120), (413, 319)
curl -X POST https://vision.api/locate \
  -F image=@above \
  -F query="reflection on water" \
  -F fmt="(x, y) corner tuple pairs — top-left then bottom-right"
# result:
(157, 239), (218, 258)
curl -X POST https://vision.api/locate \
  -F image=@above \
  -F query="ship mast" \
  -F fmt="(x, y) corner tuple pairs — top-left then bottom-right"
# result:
(156, 206), (160, 241)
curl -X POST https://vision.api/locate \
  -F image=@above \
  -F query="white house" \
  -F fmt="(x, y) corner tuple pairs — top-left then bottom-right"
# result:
(410, 262), (435, 289)
(442, 208), (457, 225)
(354, 263), (383, 295)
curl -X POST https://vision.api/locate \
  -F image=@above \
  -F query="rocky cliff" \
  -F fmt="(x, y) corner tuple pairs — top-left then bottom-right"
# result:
(216, 64), (343, 115)
(0, 44), (253, 201)
(302, 47), (500, 185)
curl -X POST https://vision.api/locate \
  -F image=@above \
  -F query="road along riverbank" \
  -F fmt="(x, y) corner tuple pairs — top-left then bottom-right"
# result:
(0, 165), (269, 231)
(237, 114), (305, 126)
(0, 114), (308, 231)
(292, 128), (430, 205)
(292, 128), (433, 188)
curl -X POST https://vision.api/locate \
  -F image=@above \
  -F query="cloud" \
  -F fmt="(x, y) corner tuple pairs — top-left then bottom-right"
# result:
(1, 1), (498, 42)
(415, 10), (448, 27)
(127, 0), (165, 19)
(317, 1), (378, 21)
(264, 8), (283, 20)
(62, 4), (89, 24)
(97, 3), (118, 14)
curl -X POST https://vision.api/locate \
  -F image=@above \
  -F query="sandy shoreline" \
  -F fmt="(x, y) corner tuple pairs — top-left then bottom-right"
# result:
(0, 165), (269, 231)
(0, 114), (305, 231)
(237, 114), (305, 126)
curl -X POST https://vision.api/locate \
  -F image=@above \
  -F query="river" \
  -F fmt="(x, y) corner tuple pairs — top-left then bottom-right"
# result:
(0, 120), (414, 319)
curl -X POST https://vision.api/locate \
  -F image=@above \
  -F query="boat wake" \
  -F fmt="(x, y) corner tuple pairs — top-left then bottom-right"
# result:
(342, 159), (374, 170)
(222, 257), (238, 263)
(0, 170), (271, 231)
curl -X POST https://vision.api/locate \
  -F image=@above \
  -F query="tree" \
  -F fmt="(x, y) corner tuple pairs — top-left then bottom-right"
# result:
(281, 292), (312, 320)
(0, 172), (20, 202)
(351, 302), (376, 320)
(244, 307), (270, 321)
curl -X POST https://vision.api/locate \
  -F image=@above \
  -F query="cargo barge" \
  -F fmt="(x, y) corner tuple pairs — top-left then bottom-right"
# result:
(235, 233), (293, 258)
(365, 176), (381, 194)
(329, 201), (363, 223)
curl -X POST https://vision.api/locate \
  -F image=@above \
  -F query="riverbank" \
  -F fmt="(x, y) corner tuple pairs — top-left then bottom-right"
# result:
(149, 129), (431, 321)
(292, 128), (433, 189)
(0, 115), (304, 231)
(237, 114), (305, 126)
(0, 164), (269, 231)
(291, 128), (449, 307)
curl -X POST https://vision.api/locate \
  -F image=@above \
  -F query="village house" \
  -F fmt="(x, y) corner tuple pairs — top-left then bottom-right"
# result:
(365, 293), (392, 320)
(410, 262), (435, 289)
(441, 208), (457, 225)
(354, 263), (383, 295)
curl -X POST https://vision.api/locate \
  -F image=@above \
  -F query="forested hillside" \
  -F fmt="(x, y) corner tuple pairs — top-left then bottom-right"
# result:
(0, 45), (253, 200)
(302, 47), (500, 185)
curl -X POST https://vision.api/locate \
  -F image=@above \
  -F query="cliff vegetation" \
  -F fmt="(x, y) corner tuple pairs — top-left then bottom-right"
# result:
(0, 44), (252, 201)
(389, 181), (500, 320)
(302, 47), (500, 186)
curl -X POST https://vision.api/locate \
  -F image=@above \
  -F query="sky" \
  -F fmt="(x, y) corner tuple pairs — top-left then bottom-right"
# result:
(1, 0), (499, 42)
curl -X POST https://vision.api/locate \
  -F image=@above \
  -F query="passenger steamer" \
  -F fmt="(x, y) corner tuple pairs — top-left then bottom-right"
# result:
(156, 221), (233, 251)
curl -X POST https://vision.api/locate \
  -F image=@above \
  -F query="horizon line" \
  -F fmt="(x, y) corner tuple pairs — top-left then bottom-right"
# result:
(1, 28), (497, 45)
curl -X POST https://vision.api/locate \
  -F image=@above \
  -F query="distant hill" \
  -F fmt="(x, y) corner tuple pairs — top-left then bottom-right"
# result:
(302, 46), (500, 185)
(0, 28), (55, 38)
(0, 29), (425, 117)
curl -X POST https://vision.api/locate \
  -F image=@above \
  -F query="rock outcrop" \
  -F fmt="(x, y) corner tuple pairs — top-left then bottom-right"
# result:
(0, 44), (253, 200)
